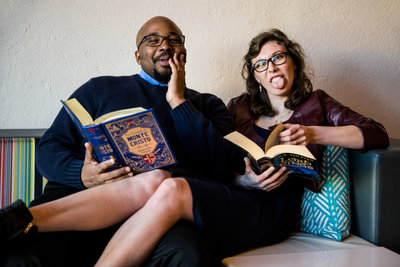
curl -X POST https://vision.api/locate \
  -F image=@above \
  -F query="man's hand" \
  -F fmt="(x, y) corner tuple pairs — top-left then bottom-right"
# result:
(234, 157), (290, 191)
(81, 142), (133, 188)
(166, 53), (186, 108)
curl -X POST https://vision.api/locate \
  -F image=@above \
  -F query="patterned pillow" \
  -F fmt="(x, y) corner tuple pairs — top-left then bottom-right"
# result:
(300, 145), (351, 241)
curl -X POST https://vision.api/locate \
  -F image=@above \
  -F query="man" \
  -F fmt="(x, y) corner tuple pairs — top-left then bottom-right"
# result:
(2, 16), (232, 266)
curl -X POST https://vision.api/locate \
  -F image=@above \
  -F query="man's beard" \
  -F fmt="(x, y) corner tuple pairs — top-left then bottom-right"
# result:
(153, 68), (172, 84)
(152, 52), (173, 84)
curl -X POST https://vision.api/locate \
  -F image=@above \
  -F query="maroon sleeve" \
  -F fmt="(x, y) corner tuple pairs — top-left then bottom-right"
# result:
(317, 90), (389, 151)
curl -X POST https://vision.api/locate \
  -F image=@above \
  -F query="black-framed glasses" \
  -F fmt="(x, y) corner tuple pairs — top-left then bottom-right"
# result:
(252, 52), (289, 72)
(137, 34), (185, 49)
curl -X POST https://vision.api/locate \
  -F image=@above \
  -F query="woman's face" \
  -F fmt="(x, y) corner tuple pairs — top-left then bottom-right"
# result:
(251, 41), (296, 98)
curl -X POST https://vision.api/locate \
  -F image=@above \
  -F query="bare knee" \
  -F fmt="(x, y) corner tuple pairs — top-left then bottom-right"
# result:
(150, 169), (171, 180)
(123, 169), (171, 197)
(152, 178), (193, 220)
(143, 169), (171, 194)
(158, 178), (188, 194)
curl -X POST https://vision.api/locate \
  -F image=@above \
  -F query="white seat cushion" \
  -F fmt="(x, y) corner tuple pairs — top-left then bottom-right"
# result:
(222, 231), (375, 266)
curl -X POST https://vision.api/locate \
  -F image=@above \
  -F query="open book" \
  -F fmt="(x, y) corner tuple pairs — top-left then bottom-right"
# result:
(224, 122), (318, 182)
(61, 98), (176, 173)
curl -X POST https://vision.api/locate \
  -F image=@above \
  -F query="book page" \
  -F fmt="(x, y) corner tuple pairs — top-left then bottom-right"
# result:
(62, 98), (94, 126)
(95, 107), (147, 123)
(63, 98), (147, 126)
(265, 144), (315, 159)
(224, 131), (265, 160)
(264, 122), (284, 152)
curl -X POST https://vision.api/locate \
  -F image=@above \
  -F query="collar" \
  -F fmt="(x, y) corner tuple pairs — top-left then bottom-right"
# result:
(139, 70), (168, 87)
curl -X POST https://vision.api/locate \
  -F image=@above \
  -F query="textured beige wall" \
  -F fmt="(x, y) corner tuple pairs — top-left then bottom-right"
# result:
(1, 0), (399, 138)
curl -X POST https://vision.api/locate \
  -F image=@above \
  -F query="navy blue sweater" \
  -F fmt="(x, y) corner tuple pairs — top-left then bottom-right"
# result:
(37, 75), (236, 188)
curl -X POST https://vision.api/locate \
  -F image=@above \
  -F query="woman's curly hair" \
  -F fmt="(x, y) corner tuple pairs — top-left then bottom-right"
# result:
(242, 29), (313, 116)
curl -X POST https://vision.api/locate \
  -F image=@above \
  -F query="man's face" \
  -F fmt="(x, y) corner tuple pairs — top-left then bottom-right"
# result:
(135, 19), (186, 84)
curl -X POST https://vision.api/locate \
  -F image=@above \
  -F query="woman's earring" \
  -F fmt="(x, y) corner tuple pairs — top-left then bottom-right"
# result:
(259, 84), (263, 93)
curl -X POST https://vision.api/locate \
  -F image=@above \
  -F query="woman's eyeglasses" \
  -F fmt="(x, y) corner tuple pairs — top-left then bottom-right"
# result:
(252, 52), (289, 72)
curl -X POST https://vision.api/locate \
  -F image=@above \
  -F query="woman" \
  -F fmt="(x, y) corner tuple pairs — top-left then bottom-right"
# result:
(229, 28), (389, 192)
(0, 29), (389, 267)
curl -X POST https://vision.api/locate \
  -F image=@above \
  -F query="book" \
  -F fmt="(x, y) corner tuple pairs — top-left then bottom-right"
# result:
(61, 98), (177, 173)
(224, 122), (318, 182)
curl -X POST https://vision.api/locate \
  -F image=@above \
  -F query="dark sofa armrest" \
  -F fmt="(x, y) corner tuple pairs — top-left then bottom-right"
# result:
(0, 129), (47, 138)
(349, 138), (400, 253)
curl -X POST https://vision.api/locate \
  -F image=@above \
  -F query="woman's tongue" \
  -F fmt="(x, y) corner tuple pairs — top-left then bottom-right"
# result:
(271, 76), (284, 89)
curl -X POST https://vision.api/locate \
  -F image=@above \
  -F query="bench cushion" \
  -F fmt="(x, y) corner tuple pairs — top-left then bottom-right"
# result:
(222, 232), (375, 266)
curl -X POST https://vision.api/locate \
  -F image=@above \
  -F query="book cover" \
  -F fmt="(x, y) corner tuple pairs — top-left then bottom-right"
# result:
(224, 122), (318, 182)
(102, 110), (177, 173)
(61, 98), (177, 173)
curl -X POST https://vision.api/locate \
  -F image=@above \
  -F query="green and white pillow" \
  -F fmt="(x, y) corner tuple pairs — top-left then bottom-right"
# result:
(300, 145), (351, 241)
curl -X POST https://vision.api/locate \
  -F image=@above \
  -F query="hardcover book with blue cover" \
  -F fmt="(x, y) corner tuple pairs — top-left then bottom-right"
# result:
(224, 122), (318, 183)
(61, 98), (176, 173)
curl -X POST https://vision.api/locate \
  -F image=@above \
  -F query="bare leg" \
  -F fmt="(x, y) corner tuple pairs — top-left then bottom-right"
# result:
(95, 177), (194, 267)
(29, 169), (170, 232)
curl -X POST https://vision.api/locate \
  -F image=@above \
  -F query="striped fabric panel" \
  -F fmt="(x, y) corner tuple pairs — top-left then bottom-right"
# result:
(300, 145), (351, 241)
(0, 138), (36, 207)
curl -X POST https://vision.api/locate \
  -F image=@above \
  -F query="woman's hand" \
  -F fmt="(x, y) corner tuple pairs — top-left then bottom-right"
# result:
(279, 123), (313, 145)
(234, 157), (290, 191)
(280, 123), (364, 149)
(166, 53), (186, 108)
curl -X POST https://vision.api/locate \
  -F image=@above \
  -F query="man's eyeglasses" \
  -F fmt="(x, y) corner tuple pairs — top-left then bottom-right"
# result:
(137, 34), (185, 49)
(252, 52), (289, 72)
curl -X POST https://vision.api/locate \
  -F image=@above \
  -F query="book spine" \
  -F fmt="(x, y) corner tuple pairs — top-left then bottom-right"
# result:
(81, 125), (125, 170)
(61, 100), (88, 143)
(61, 99), (125, 171)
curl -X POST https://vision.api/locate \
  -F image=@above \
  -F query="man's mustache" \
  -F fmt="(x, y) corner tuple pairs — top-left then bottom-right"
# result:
(153, 52), (173, 63)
